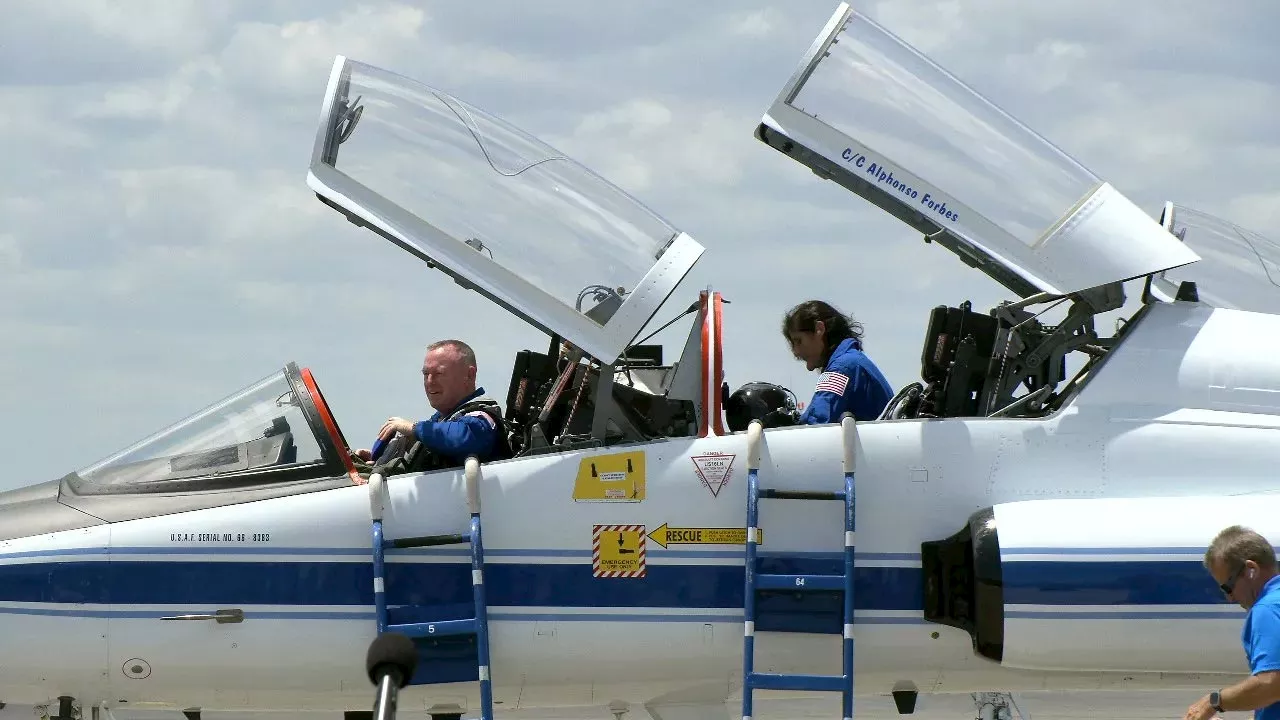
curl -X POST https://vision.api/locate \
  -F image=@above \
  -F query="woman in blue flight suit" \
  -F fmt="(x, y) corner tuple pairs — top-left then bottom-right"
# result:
(782, 300), (894, 423)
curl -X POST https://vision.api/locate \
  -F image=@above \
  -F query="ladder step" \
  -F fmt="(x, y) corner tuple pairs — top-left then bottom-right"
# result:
(387, 617), (477, 638)
(756, 573), (846, 591)
(388, 533), (470, 548)
(747, 672), (848, 692)
(758, 488), (846, 501)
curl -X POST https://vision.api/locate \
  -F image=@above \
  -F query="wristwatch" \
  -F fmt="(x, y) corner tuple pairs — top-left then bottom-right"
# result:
(1210, 690), (1224, 713)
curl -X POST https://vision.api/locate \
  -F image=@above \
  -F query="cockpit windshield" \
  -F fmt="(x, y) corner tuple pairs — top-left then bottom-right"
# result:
(755, 3), (1199, 297)
(307, 57), (704, 364)
(70, 363), (348, 494)
(1152, 204), (1280, 314)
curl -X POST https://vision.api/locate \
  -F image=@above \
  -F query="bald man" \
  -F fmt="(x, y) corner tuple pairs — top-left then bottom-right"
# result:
(357, 339), (512, 472)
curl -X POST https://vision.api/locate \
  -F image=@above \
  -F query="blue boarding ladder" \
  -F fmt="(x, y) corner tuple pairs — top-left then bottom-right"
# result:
(741, 414), (857, 720)
(367, 456), (495, 720)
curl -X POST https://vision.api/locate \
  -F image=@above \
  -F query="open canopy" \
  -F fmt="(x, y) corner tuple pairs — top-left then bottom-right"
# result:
(755, 2), (1201, 298)
(306, 56), (704, 365)
(1151, 203), (1280, 313)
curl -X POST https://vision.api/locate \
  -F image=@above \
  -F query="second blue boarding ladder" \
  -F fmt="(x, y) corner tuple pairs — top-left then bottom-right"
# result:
(740, 413), (857, 720)
(367, 456), (495, 720)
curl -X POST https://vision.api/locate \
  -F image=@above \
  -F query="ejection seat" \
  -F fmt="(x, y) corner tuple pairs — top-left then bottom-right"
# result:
(502, 289), (728, 454)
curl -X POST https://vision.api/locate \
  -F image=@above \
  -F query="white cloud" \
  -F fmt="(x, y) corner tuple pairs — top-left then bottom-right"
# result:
(219, 5), (428, 97)
(0, 234), (19, 270)
(729, 9), (779, 38)
(32, 0), (232, 53)
(550, 98), (748, 195)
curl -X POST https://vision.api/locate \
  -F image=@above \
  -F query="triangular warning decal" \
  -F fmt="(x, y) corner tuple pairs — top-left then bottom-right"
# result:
(691, 453), (735, 498)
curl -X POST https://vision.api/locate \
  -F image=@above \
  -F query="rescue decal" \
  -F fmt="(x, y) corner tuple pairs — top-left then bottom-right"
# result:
(691, 452), (735, 497)
(647, 523), (760, 549)
(573, 450), (646, 502)
(592, 524), (646, 578)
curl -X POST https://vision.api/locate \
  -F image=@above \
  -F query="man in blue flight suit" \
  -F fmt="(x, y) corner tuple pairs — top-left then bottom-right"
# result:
(782, 300), (894, 423)
(1186, 525), (1280, 720)
(356, 339), (512, 472)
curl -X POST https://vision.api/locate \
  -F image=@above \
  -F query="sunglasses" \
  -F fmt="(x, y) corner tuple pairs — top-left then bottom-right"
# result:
(1221, 564), (1249, 597)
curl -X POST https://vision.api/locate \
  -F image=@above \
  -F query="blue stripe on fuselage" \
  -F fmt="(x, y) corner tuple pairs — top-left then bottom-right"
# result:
(0, 551), (1234, 610)
(0, 554), (921, 610)
(1002, 560), (1226, 605)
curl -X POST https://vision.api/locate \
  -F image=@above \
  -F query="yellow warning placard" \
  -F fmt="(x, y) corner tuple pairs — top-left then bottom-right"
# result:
(592, 524), (646, 578)
(647, 523), (761, 549)
(573, 450), (645, 502)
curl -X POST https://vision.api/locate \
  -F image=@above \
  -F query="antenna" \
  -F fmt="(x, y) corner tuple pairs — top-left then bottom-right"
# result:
(465, 237), (494, 259)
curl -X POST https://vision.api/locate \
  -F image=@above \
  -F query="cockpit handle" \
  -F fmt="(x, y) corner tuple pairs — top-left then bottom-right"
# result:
(464, 456), (482, 515)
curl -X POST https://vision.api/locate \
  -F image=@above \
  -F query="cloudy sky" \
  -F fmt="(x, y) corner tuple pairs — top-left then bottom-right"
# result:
(1, 0), (1277, 490)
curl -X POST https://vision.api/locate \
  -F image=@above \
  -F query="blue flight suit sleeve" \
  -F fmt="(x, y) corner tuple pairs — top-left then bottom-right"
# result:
(412, 412), (497, 457)
(1245, 605), (1280, 674)
(799, 370), (856, 425)
(799, 344), (893, 424)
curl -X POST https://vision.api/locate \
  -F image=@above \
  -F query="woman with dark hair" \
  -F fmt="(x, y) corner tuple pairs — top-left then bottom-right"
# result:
(782, 300), (894, 423)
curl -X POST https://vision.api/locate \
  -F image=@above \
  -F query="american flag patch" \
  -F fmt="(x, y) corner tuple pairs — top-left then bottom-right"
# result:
(815, 371), (849, 395)
(466, 411), (497, 428)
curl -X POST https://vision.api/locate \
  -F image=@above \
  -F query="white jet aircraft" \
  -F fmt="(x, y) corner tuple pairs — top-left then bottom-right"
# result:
(3, 4), (1277, 720)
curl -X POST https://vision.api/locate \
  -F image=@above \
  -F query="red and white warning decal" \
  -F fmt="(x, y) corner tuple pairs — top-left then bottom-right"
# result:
(592, 524), (646, 578)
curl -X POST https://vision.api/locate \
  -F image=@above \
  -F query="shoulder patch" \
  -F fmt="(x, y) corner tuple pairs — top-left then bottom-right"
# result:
(815, 371), (850, 396)
(465, 410), (497, 429)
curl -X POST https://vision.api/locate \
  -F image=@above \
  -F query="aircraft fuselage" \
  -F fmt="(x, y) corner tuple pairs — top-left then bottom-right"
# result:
(2, 301), (1275, 713)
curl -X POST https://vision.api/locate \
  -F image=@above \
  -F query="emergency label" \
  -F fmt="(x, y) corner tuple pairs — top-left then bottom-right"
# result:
(648, 523), (760, 549)
(592, 524), (646, 578)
